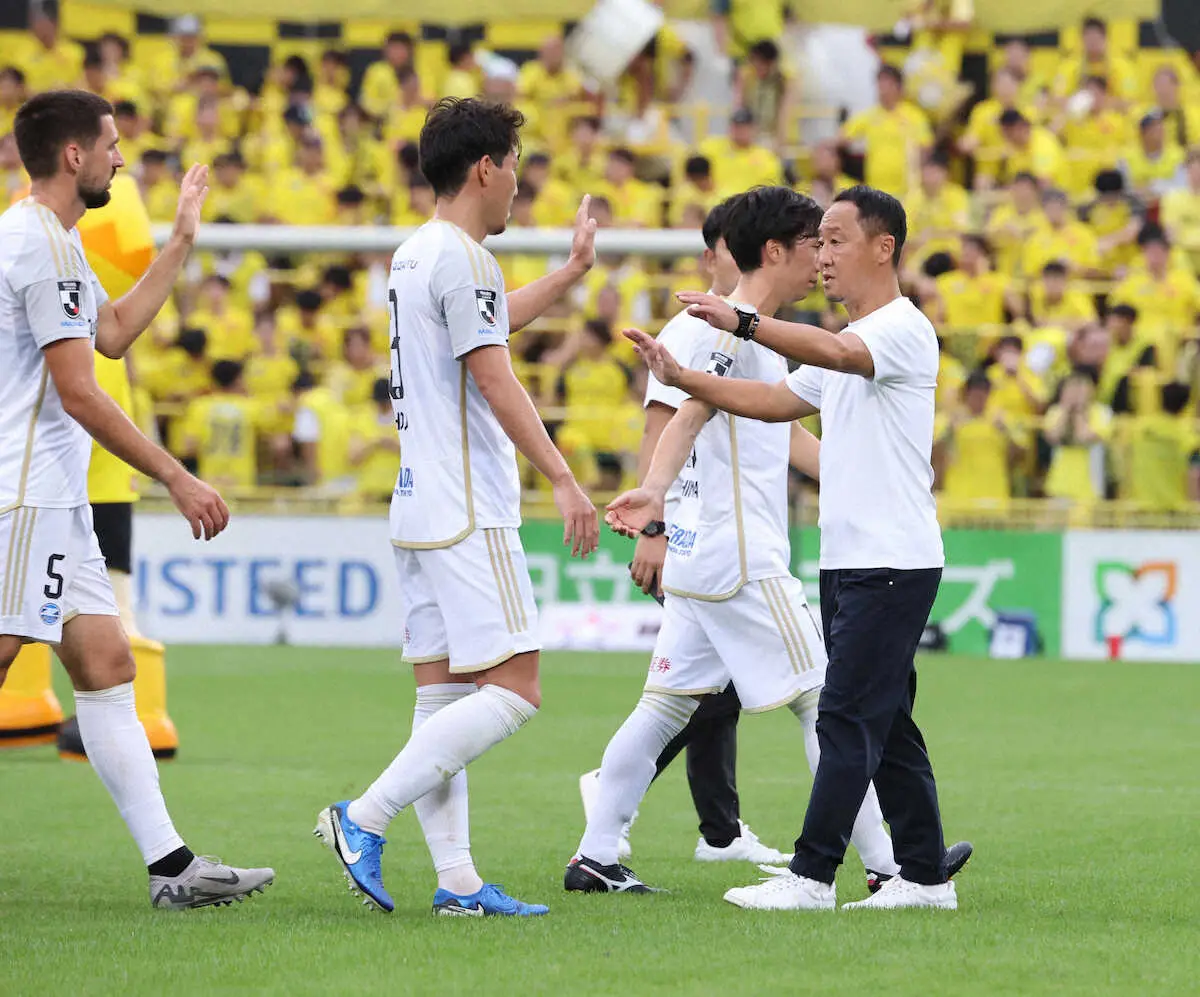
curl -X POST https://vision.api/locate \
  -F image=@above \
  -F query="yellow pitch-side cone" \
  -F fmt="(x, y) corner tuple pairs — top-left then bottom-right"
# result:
(132, 636), (178, 760)
(0, 643), (63, 748)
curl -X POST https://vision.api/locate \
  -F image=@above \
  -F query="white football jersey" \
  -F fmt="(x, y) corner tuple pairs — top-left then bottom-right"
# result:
(0, 198), (106, 513)
(661, 323), (793, 601)
(387, 220), (520, 548)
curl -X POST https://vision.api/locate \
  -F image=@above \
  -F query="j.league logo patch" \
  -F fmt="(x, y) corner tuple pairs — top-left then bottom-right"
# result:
(58, 280), (82, 320)
(475, 288), (498, 326)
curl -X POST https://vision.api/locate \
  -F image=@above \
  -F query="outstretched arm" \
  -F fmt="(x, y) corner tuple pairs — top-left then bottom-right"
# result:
(675, 291), (875, 377)
(506, 195), (597, 333)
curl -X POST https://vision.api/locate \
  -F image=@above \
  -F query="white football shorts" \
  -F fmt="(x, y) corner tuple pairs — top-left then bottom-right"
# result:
(394, 526), (540, 673)
(646, 576), (827, 712)
(0, 504), (119, 644)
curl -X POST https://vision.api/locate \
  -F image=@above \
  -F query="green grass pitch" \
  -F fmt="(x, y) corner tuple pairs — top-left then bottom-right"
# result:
(2, 648), (1199, 996)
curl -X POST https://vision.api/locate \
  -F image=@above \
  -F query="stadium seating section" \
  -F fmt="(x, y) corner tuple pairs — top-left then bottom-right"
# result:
(3, 1), (1200, 523)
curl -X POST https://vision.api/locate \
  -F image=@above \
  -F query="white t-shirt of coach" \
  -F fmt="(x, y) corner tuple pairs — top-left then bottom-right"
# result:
(785, 295), (944, 571)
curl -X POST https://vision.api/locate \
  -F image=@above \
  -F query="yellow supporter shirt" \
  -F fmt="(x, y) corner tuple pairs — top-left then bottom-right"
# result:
(997, 127), (1065, 188)
(1044, 403), (1112, 503)
(905, 183), (970, 262)
(383, 104), (429, 148)
(553, 147), (608, 195)
(270, 169), (338, 226)
(938, 414), (1013, 502)
(182, 394), (263, 490)
(936, 351), (966, 413)
(327, 362), (383, 409)
(934, 270), (1009, 333)
(143, 179), (179, 225)
(164, 93), (241, 144)
(187, 306), (255, 362)
(562, 356), (633, 453)
(595, 178), (662, 228)
(1022, 221), (1100, 279)
(1122, 412), (1200, 510)
(530, 177), (578, 228)
(19, 39), (85, 92)
(669, 181), (721, 228)
(985, 203), (1048, 279)
(841, 102), (932, 198)
(696, 137), (784, 200)
(1028, 285), (1097, 328)
(1109, 269), (1200, 372)
(276, 308), (341, 366)
(244, 352), (300, 435)
(725, 0), (786, 58)
(294, 387), (352, 483)
(1061, 111), (1130, 196)
(350, 406), (401, 500)
(1054, 54), (1139, 103)
(1086, 197), (1139, 275)
(987, 366), (1047, 433)
(202, 174), (266, 225)
(1160, 187), (1200, 273)
(1124, 144), (1186, 195)
(359, 61), (403, 121)
(517, 62), (583, 149)
(963, 98), (1039, 177)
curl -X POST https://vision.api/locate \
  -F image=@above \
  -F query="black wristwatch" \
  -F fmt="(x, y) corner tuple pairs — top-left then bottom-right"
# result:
(731, 304), (760, 341)
(640, 520), (667, 538)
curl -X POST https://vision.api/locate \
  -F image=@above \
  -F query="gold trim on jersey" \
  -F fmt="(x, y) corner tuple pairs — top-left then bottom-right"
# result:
(1, 507), (29, 615)
(2, 507), (37, 618)
(0, 369), (51, 516)
(498, 535), (528, 632)
(34, 204), (76, 278)
(742, 685), (809, 715)
(448, 645), (525, 674)
(644, 683), (725, 699)
(660, 417), (749, 603)
(402, 652), (450, 665)
(762, 578), (803, 675)
(390, 366), (476, 550)
(484, 529), (519, 634)
(770, 578), (816, 672)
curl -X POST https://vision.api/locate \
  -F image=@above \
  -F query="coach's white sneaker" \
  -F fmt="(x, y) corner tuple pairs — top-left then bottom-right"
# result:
(578, 769), (634, 860)
(842, 876), (957, 911)
(724, 870), (835, 911)
(695, 821), (790, 864)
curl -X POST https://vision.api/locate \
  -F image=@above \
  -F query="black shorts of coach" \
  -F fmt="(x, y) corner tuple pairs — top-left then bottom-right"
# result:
(789, 566), (947, 886)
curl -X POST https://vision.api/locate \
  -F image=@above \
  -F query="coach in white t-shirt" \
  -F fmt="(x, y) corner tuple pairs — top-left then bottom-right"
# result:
(631, 186), (964, 912)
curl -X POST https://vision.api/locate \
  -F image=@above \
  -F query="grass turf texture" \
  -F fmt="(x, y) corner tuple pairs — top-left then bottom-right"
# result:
(2, 648), (1198, 997)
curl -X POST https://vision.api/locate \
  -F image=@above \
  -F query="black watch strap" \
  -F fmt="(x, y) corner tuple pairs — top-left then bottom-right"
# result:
(640, 520), (667, 538)
(732, 305), (760, 341)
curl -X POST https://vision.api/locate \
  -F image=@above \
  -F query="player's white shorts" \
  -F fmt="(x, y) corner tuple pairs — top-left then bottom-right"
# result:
(0, 505), (119, 644)
(394, 527), (540, 673)
(647, 576), (826, 712)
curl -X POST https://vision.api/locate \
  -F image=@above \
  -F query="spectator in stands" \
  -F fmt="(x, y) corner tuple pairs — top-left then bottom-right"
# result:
(138, 149), (179, 224)
(148, 327), (213, 419)
(0, 66), (26, 135)
(21, 6), (83, 92)
(698, 108), (783, 199)
(998, 37), (1049, 107)
(805, 138), (855, 208)
(519, 152), (574, 227)
(349, 377), (402, 503)
(164, 15), (228, 93)
(960, 68), (1031, 180)
(383, 67), (428, 147)
(670, 155), (717, 226)
(271, 135), (338, 226)
(97, 32), (140, 92)
(166, 65), (237, 149)
(291, 370), (352, 489)
(327, 327), (383, 407)
(0, 132), (24, 202)
(1161, 150), (1200, 275)
(203, 152), (261, 225)
(598, 147), (660, 227)
(1043, 369), (1112, 505)
(1082, 169), (1143, 277)
(840, 64), (932, 198)
(1144, 66), (1200, 153)
(1022, 188), (1100, 280)
(336, 102), (387, 203)
(904, 151), (970, 270)
(111, 100), (156, 168)
(180, 96), (230, 169)
(190, 275), (253, 362)
(314, 49), (349, 121)
(517, 34), (584, 150)
(1055, 76), (1128, 198)
(734, 40), (796, 149)
(278, 289), (338, 366)
(361, 31), (415, 120)
(1122, 111), (1184, 205)
(391, 174), (434, 227)
(1120, 382), (1200, 511)
(1097, 304), (1150, 407)
(444, 41), (480, 100)
(245, 311), (300, 455)
(1054, 16), (1137, 107)
(934, 370), (1021, 506)
(984, 172), (1046, 279)
(929, 235), (1014, 340)
(987, 334), (1048, 436)
(180, 360), (264, 491)
(554, 115), (607, 194)
(710, 0), (786, 61)
(1110, 225), (1200, 375)
(1024, 260), (1096, 333)
(991, 109), (1064, 191)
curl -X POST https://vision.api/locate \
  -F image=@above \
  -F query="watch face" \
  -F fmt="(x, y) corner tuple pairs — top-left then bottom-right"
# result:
(643, 520), (666, 537)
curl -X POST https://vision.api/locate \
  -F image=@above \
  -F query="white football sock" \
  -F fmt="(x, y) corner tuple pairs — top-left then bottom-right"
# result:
(790, 690), (900, 877)
(348, 683), (537, 837)
(410, 684), (483, 896)
(577, 691), (698, 867)
(74, 683), (185, 866)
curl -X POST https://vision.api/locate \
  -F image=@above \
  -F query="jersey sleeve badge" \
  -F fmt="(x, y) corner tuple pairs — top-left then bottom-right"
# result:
(58, 280), (83, 320)
(475, 288), (498, 326)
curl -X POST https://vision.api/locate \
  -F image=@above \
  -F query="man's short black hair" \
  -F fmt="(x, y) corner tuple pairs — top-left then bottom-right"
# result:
(141, 148), (167, 166)
(701, 194), (742, 251)
(13, 89), (113, 180)
(1082, 16), (1106, 33)
(723, 186), (823, 273)
(0, 66), (26, 85)
(514, 181), (536, 202)
(1042, 260), (1068, 278)
(1012, 171), (1038, 186)
(178, 327), (208, 358)
(295, 289), (323, 311)
(1162, 381), (1191, 415)
(447, 41), (473, 66)
(608, 146), (636, 166)
(833, 185), (908, 266)
(922, 251), (955, 279)
(386, 31), (413, 48)
(685, 155), (711, 180)
(1138, 222), (1169, 248)
(964, 369), (992, 393)
(112, 99), (138, 118)
(748, 40), (779, 62)
(1094, 168), (1124, 194)
(999, 108), (1029, 129)
(418, 97), (524, 198)
(212, 359), (244, 389)
(323, 265), (353, 290)
(1109, 303), (1138, 322)
(524, 151), (550, 169)
(583, 318), (612, 343)
(878, 64), (903, 86)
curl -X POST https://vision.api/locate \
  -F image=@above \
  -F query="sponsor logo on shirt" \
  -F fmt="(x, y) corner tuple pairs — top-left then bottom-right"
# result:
(667, 524), (697, 556)
(391, 259), (418, 271)
(704, 351), (733, 377)
(680, 479), (699, 498)
(395, 466), (415, 498)
(649, 655), (671, 674)
(39, 602), (61, 626)
(475, 288), (498, 326)
(57, 279), (82, 319)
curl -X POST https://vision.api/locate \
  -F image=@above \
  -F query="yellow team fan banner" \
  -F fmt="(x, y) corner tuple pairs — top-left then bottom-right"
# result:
(75, 0), (1158, 34)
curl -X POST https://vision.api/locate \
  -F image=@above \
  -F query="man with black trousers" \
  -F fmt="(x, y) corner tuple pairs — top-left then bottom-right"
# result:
(633, 185), (970, 910)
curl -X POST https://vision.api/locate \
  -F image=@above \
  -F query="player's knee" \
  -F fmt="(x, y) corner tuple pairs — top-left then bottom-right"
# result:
(89, 644), (136, 689)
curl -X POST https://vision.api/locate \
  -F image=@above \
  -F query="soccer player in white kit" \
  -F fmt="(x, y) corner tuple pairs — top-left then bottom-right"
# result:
(316, 98), (600, 917)
(565, 187), (900, 893)
(0, 90), (274, 908)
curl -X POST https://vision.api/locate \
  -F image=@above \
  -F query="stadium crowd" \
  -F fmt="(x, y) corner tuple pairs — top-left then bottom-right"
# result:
(3, 3), (1200, 515)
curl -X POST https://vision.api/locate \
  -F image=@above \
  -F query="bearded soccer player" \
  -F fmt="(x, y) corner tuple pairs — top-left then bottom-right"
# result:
(0, 90), (273, 907)
(315, 98), (599, 917)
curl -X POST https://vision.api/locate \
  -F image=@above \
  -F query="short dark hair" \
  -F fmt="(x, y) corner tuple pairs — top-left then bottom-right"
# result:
(701, 194), (741, 251)
(343, 325), (370, 349)
(878, 64), (903, 86)
(212, 359), (244, 389)
(583, 318), (612, 344)
(418, 97), (524, 198)
(748, 40), (779, 62)
(723, 186), (823, 273)
(295, 289), (323, 311)
(685, 155), (711, 180)
(922, 251), (955, 279)
(999, 108), (1028, 129)
(1162, 381), (1191, 415)
(1109, 303), (1138, 322)
(833, 185), (908, 266)
(386, 31), (413, 48)
(1, 66), (27, 86)
(141, 148), (167, 166)
(447, 41), (473, 66)
(13, 89), (113, 180)
(964, 370), (992, 393)
(1084, 74), (1108, 91)
(514, 181), (536, 202)
(178, 327), (208, 358)
(1138, 222), (1169, 248)
(322, 265), (352, 290)
(112, 99), (138, 118)
(1082, 16), (1106, 33)
(1012, 171), (1038, 186)
(962, 233), (991, 257)
(608, 146), (636, 166)
(1042, 260), (1068, 278)
(1094, 168), (1124, 194)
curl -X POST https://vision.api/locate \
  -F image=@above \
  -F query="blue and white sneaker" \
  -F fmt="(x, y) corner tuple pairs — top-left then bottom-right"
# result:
(314, 801), (394, 913)
(432, 883), (549, 917)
